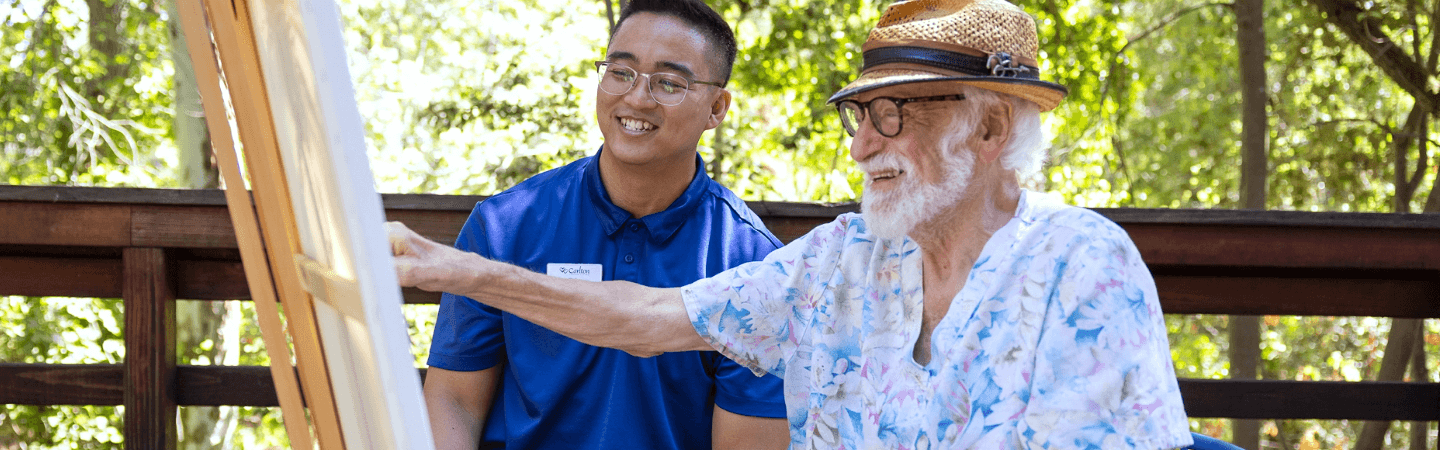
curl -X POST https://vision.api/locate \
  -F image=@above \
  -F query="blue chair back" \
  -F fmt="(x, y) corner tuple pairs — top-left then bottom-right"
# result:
(1184, 432), (1245, 450)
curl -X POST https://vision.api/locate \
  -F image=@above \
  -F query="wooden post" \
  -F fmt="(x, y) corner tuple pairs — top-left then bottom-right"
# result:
(124, 247), (177, 449)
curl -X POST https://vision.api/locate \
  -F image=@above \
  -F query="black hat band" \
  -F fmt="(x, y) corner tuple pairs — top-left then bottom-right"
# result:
(862, 46), (1041, 80)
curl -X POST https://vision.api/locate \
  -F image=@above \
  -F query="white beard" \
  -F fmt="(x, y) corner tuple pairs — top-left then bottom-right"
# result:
(860, 149), (975, 240)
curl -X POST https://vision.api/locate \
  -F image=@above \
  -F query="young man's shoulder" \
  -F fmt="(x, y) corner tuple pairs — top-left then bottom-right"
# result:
(700, 181), (782, 249)
(474, 157), (593, 219)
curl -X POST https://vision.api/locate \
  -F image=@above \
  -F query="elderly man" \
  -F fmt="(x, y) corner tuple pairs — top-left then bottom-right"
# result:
(391, 0), (1193, 448)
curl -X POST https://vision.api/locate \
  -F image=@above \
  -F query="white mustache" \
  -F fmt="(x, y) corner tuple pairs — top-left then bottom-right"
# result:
(858, 153), (912, 179)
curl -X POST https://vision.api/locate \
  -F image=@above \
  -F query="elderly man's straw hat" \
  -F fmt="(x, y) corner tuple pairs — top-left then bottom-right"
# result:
(828, 0), (1068, 111)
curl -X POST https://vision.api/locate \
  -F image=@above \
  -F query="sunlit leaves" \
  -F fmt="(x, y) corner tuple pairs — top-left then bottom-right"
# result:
(2, 0), (1439, 448)
(343, 0), (884, 201)
(0, 296), (125, 448)
(344, 0), (607, 195)
(1033, 0), (1434, 212)
(697, 0), (881, 202)
(0, 0), (177, 187)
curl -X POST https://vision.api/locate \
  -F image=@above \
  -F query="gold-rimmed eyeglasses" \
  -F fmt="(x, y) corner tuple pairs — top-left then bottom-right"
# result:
(594, 61), (724, 106)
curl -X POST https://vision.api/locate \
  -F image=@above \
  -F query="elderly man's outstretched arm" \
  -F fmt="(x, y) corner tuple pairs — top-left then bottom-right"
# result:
(387, 222), (711, 357)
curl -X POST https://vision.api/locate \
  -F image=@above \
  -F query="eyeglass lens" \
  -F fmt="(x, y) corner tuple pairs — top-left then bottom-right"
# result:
(596, 64), (692, 106)
(838, 99), (902, 137)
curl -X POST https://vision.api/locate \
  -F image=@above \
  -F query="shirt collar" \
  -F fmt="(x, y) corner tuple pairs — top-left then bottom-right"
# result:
(584, 147), (711, 244)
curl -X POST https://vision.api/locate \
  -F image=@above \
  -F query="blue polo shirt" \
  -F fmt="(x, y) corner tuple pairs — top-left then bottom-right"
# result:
(427, 150), (786, 449)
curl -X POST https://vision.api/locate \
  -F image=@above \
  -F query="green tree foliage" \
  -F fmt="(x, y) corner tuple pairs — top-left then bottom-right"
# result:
(700, 0), (880, 202)
(0, 0), (179, 446)
(348, 0), (878, 202)
(2, 0), (1439, 448)
(1025, 1), (1438, 448)
(344, 0), (605, 195)
(0, 297), (126, 448)
(1034, 0), (1434, 213)
(0, 0), (178, 186)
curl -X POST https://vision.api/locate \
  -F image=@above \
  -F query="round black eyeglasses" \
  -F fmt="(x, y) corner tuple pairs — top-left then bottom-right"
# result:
(835, 94), (967, 137)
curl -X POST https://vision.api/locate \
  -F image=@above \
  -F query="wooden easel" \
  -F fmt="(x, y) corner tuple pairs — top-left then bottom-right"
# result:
(175, 0), (433, 448)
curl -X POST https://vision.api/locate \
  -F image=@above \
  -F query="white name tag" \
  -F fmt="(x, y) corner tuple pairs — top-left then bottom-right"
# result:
(546, 263), (603, 282)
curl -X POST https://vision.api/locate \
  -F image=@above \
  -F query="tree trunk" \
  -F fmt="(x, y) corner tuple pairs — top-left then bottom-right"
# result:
(1356, 319), (1424, 450)
(169, 0), (216, 189)
(1302, 0), (1438, 447)
(1305, 0), (1440, 114)
(1408, 337), (1429, 450)
(1227, 316), (1260, 449)
(163, 0), (232, 447)
(1233, 0), (1267, 448)
(1238, 0), (1267, 211)
(710, 121), (728, 183)
(85, 0), (130, 112)
(604, 0), (617, 35)
(1356, 102), (1434, 450)
(1409, 121), (1434, 450)
(603, 0), (630, 35)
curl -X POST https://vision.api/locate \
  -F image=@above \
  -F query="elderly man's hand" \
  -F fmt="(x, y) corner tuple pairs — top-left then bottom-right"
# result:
(386, 221), (464, 292)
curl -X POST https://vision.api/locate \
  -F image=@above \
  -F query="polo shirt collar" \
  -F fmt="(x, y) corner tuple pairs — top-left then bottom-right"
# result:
(585, 147), (710, 244)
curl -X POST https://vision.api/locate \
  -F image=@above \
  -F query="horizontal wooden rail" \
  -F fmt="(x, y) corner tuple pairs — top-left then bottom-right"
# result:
(0, 364), (286, 407)
(4, 187), (1439, 318)
(1178, 379), (1440, 421)
(2, 185), (1438, 432)
(4, 363), (1434, 421)
(3, 255), (1437, 318)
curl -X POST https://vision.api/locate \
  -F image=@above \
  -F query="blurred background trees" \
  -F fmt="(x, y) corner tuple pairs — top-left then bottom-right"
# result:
(1, 0), (1437, 448)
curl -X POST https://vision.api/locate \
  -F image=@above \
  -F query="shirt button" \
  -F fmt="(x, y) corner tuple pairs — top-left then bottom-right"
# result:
(623, 254), (635, 263)
(629, 223), (640, 232)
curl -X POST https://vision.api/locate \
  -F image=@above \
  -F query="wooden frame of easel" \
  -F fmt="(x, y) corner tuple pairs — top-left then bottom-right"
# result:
(175, 0), (433, 447)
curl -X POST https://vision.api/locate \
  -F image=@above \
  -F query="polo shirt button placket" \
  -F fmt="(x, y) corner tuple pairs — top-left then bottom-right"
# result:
(620, 221), (641, 268)
(622, 222), (639, 263)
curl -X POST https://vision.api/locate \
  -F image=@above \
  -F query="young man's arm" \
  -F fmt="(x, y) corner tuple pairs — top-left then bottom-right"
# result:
(423, 366), (501, 450)
(712, 408), (790, 450)
(388, 221), (711, 357)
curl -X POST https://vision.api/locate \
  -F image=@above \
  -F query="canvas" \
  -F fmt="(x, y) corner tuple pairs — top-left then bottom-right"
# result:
(178, 0), (435, 447)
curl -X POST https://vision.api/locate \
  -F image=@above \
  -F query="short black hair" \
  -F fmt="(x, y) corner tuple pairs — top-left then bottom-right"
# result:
(610, 0), (737, 86)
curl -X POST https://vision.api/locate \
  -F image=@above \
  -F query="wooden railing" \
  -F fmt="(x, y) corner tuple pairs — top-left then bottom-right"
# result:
(1, 185), (1437, 448)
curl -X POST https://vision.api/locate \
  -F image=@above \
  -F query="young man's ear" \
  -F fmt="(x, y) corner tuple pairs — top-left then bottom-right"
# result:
(705, 89), (732, 130)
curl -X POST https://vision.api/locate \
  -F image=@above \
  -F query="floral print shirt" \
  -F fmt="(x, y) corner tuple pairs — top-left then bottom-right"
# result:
(681, 191), (1192, 450)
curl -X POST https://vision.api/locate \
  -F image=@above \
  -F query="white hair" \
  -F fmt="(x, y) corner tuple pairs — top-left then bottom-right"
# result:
(947, 85), (1049, 178)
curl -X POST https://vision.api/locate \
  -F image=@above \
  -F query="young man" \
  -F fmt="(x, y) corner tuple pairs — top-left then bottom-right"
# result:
(421, 1), (788, 449)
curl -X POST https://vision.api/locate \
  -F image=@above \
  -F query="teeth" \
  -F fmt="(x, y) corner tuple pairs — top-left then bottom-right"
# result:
(620, 118), (655, 131)
(869, 169), (903, 181)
